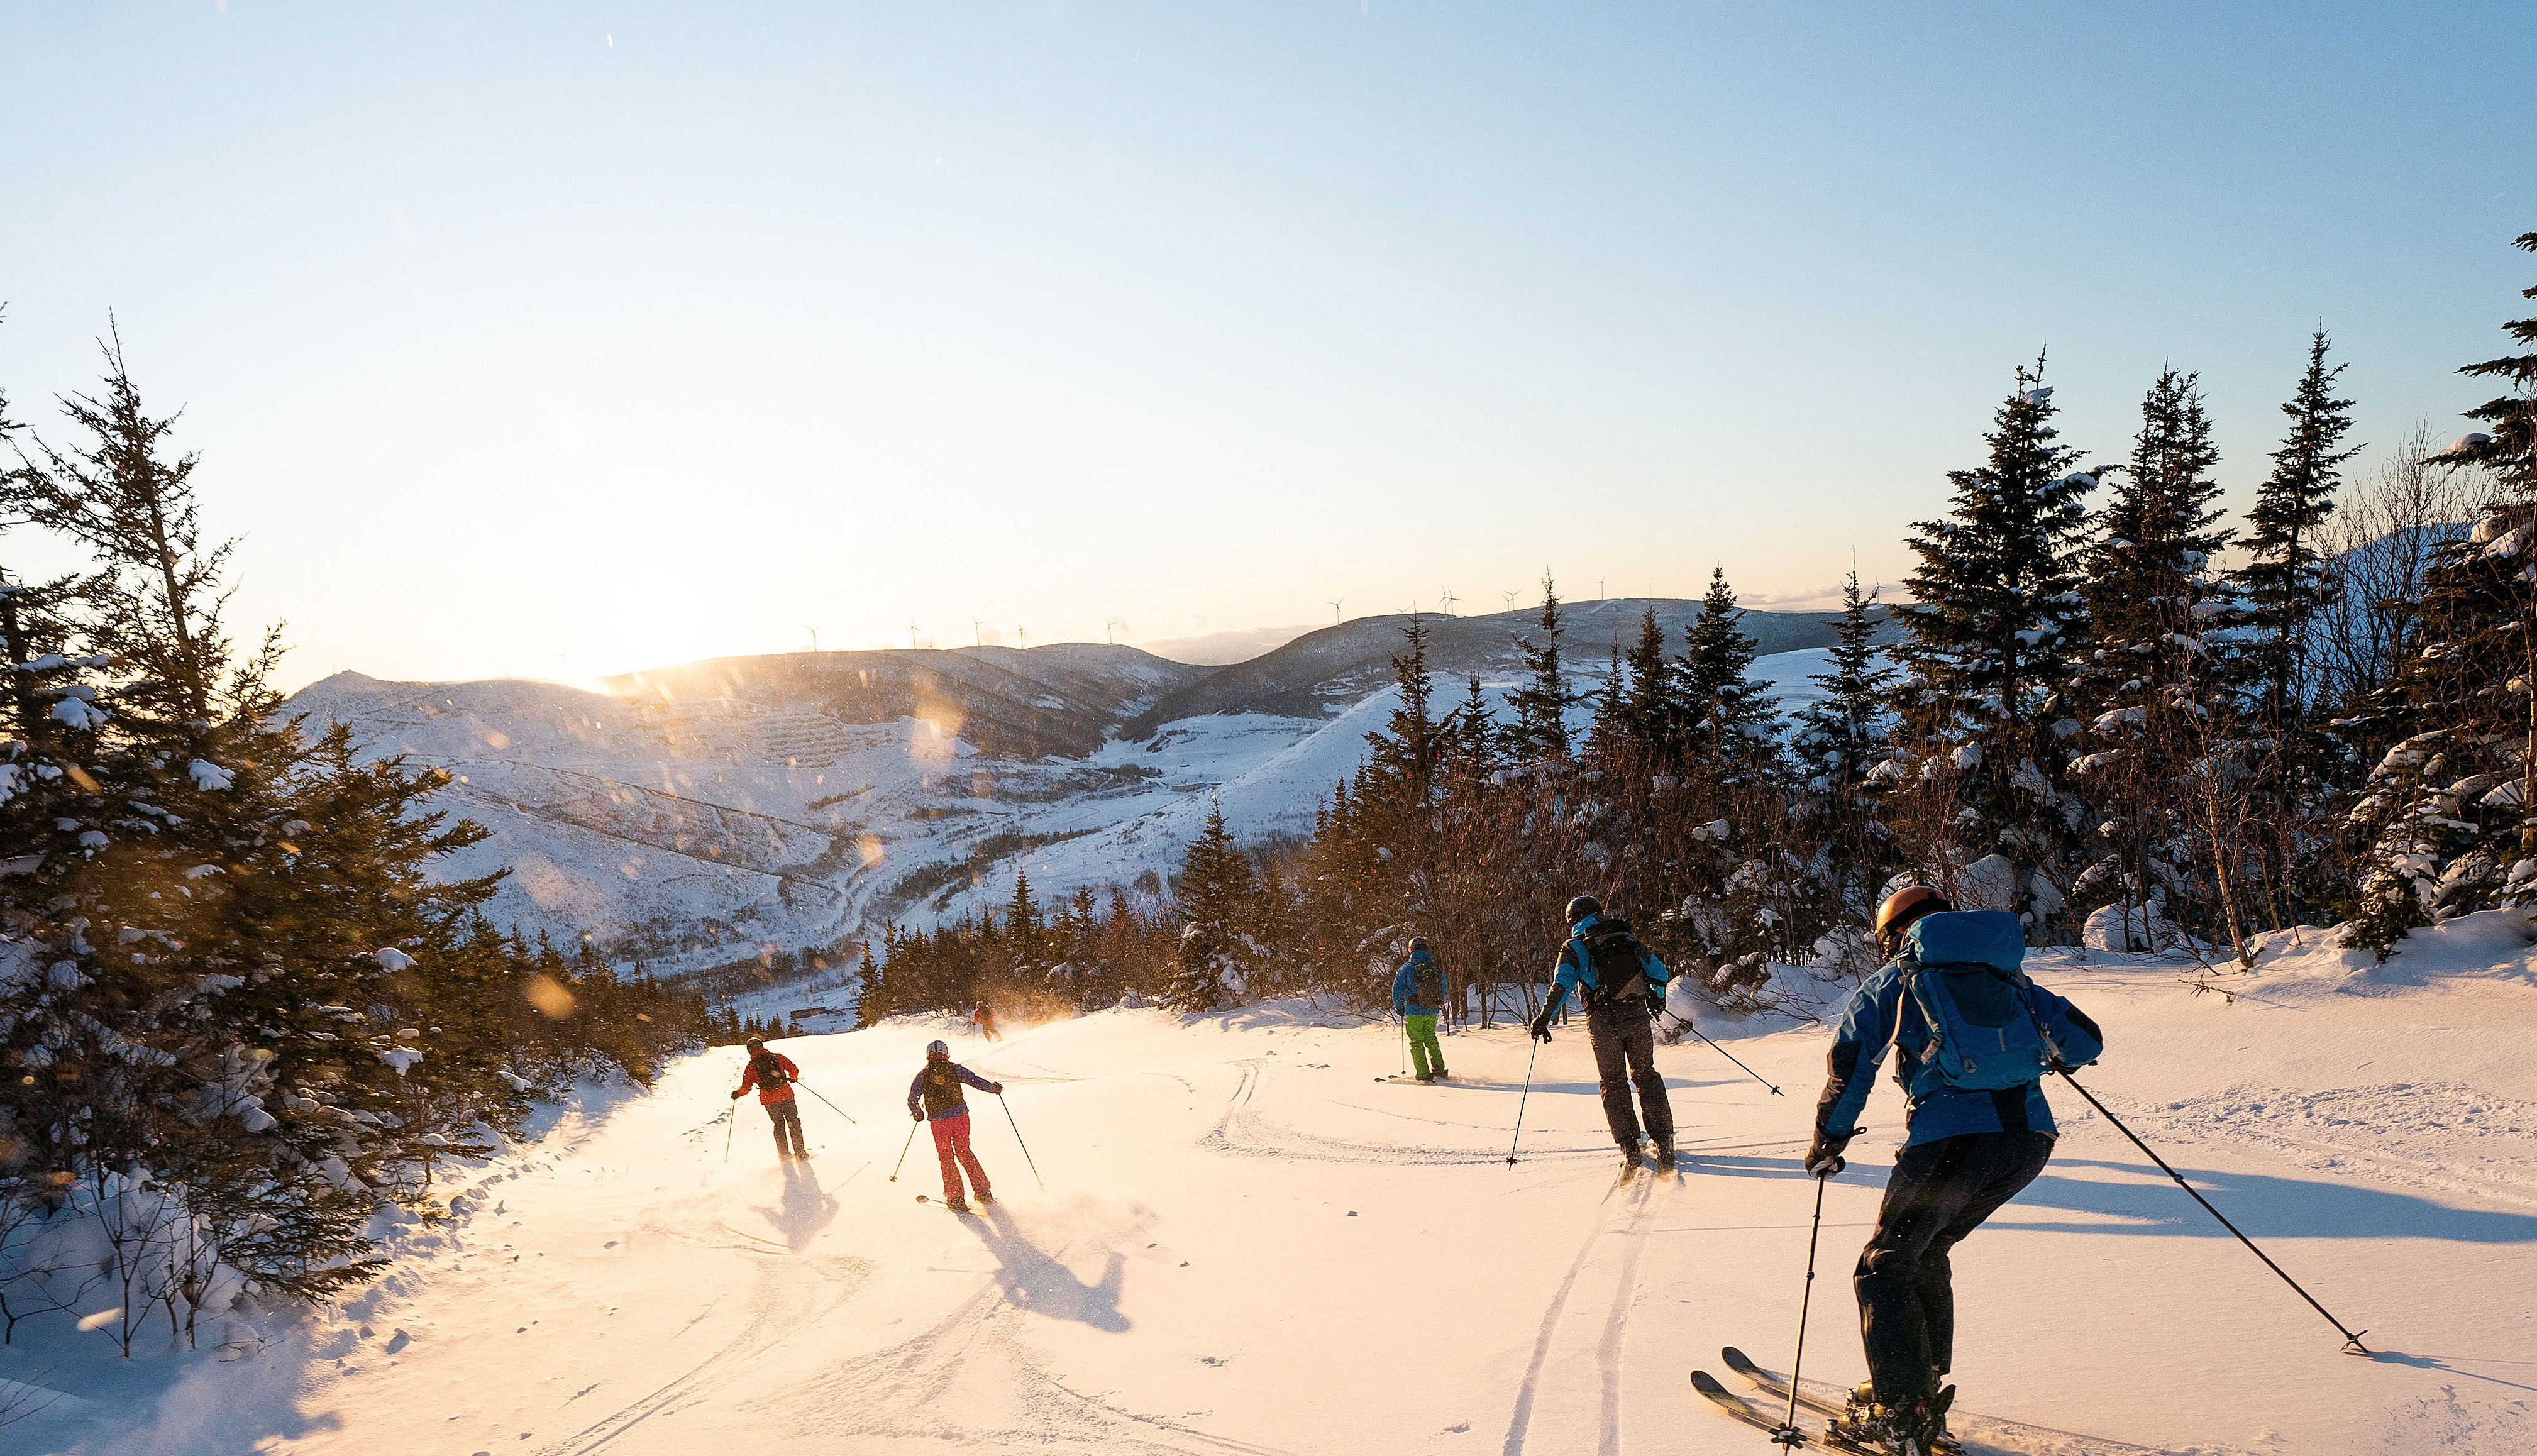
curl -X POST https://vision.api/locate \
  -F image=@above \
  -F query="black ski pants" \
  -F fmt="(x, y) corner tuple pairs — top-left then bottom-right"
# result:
(764, 1097), (807, 1159)
(1585, 1007), (1673, 1149)
(1855, 1130), (2054, 1404)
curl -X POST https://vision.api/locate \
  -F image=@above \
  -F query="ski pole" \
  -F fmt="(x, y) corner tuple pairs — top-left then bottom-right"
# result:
(888, 1119), (920, 1182)
(722, 1102), (738, 1163)
(2057, 1069), (2369, 1353)
(1657, 1007), (1784, 1096)
(998, 1092), (1045, 1188)
(1772, 1171), (1830, 1448)
(1505, 1035), (1541, 1169)
(795, 1083), (859, 1125)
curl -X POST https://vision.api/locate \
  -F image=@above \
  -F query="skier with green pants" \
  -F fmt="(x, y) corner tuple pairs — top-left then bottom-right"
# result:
(1392, 937), (1450, 1081)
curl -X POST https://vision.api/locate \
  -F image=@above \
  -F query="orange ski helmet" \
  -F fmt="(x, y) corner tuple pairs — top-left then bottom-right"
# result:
(1873, 885), (1950, 952)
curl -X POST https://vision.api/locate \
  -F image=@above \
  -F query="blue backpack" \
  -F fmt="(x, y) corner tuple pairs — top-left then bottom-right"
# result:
(1899, 911), (2052, 1095)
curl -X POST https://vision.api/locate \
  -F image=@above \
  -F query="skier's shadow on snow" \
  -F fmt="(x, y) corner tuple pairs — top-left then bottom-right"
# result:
(2004, 1158), (2537, 1244)
(758, 1164), (842, 1252)
(959, 1206), (1132, 1332)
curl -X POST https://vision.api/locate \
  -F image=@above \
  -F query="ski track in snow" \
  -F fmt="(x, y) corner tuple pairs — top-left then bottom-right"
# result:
(2101, 1080), (2537, 1210)
(1206, 1058), (1609, 1167)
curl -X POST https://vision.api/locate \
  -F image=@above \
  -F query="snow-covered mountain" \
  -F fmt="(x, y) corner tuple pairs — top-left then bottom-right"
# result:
(282, 604), (1886, 977)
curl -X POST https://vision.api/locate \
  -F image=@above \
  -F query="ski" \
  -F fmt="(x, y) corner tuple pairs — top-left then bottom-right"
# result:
(1723, 1347), (1843, 1420)
(913, 1194), (978, 1213)
(1690, 1370), (1799, 1440)
(1373, 1074), (1451, 1084)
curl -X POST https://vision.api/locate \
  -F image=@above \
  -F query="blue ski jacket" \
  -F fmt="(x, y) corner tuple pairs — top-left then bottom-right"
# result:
(1814, 913), (2104, 1148)
(1537, 913), (1672, 1019)
(1393, 951), (1445, 1017)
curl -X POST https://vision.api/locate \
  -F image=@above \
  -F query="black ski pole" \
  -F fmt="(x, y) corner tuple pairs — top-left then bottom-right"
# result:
(998, 1092), (1045, 1187)
(888, 1119), (920, 1182)
(1771, 1170), (1830, 1448)
(795, 1083), (859, 1125)
(1505, 1035), (1542, 1169)
(2057, 1069), (2369, 1354)
(1657, 1007), (1784, 1096)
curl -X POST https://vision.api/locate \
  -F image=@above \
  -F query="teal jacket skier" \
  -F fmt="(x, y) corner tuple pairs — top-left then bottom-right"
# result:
(1529, 896), (1676, 1168)
(1804, 888), (2103, 1453)
(1392, 939), (1449, 1080)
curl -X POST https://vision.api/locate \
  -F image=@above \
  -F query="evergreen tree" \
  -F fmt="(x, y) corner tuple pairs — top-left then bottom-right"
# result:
(1506, 571), (1571, 760)
(2443, 231), (2537, 497)
(1678, 566), (1781, 781)
(1794, 565), (1899, 942)
(1620, 605), (1681, 760)
(1163, 804), (1259, 1011)
(1363, 615), (1444, 810)
(2341, 241), (2537, 953)
(2065, 368), (2242, 946)
(2239, 328), (2359, 733)
(1896, 358), (2098, 927)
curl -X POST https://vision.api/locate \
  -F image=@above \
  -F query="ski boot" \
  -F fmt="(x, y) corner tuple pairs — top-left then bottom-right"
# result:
(974, 1190), (995, 1206)
(944, 1196), (972, 1213)
(1617, 1142), (1646, 1180)
(1828, 1383), (1954, 1455)
(1652, 1137), (1677, 1170)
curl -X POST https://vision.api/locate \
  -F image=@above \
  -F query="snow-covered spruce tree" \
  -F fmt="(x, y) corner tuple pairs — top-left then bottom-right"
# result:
(1895, 358), (2099, 932)
(2236, 329), (2360, 926)
(1620, 605), (1684, 762)
(1505, 571), (1571, 761)
(1793, 565), (1899, 956)
(1163, 804), (1260, 1012)
(2339, 238), (2537, 955)
(1679, 566), (1783, 783)
(2065, 368), (2255, 952)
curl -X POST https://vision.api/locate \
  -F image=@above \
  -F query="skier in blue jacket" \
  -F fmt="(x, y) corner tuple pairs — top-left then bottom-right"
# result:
(1806, 887), (2104, 1453)
(1528, 895), (1677, 1169)
(1391, 937), (1450, 1080)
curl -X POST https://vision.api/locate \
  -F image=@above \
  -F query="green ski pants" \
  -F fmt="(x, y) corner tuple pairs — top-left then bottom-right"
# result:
(1406, 1013), (1445, 1077)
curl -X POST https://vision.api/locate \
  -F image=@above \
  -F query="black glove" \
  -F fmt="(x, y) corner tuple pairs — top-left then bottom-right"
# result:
(729, 1089), (743, 1100)
(1646, 997), (1666, 1023)
(1805, 1130), (1852, 1180)
(911, 1110), (926, 1123)
(1528, 1010), (1554, 1042)
(988, 1082), (1005, 1095)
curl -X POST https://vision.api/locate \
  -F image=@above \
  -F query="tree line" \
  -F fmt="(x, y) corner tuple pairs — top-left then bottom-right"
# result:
(863, 229), (2537, 1026)
(0, 327), (712, 1349)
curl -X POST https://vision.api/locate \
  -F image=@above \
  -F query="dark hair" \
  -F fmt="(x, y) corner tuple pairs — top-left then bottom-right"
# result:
(1408, 936), (1429, 952)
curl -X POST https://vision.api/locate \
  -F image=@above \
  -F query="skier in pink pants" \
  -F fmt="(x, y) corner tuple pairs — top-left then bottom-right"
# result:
(907, 1039), (1003, 1212)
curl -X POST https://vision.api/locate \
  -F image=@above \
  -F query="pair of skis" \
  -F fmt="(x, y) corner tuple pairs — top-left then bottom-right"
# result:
(1693, 1347), (1921, 1454)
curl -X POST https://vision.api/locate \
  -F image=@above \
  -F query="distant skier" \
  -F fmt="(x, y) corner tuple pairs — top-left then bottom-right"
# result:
(1528, 896), (1676, 1170)
(1806, 887), (2104, 1454)
(970, 1000), (1002, 1042)
(909, 1039), (1005, 1211)
(1391, 937), (1451, 1081)
(729, 1035), (809, 1162)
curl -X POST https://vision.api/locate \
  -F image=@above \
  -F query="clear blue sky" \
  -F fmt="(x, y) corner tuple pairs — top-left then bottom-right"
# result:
(3, 3), (2531, 685)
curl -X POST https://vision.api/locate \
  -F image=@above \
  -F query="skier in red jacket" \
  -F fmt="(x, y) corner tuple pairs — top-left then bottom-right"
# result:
(730, 1037), (809, 1161)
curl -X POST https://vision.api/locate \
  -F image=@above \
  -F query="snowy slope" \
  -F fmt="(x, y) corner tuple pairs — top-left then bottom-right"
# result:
(282, 632), (1862, 976)
(13, 915), (2533, 1455)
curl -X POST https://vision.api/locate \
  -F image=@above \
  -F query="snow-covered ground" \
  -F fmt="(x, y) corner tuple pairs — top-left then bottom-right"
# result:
(11, 915), (2534, 1455)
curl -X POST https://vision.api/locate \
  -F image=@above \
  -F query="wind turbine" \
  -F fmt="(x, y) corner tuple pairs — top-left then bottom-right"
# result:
(1327, 597), (1344, 626)
(1502, 590), (1518, 614)
(972, 617), (984, 648)
(1018, 625), (1029, 649)
(1105, 616), (1125, 644)
(805, 625), (821, 653)
(909, 622), (921, 650)
(1439, 587), (1458, 616)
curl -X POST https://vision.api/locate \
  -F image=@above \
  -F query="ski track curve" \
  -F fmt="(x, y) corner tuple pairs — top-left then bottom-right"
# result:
(1206, 1059), (1610, 1167)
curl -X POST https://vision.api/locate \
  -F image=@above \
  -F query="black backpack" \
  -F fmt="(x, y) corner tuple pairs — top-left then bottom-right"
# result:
(1572, 920), (1654, 1010)
(751, 1052), (792, 1091)
(1410, 957), (1445, 1008)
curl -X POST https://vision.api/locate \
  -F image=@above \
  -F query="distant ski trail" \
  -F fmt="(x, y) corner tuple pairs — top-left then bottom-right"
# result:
(1501, 1173), (1651, 1456)
(1208, 1059), (1606, 1166)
